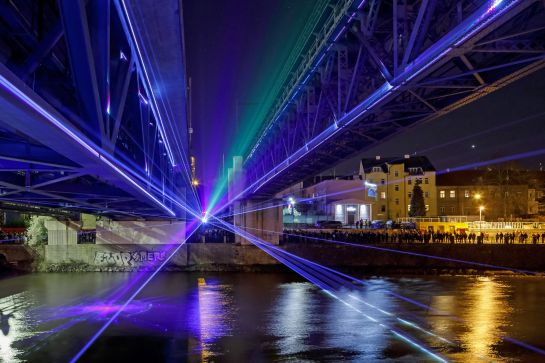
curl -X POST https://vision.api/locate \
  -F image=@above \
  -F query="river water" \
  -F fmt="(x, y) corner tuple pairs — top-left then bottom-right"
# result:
(0, 272), (544, 362)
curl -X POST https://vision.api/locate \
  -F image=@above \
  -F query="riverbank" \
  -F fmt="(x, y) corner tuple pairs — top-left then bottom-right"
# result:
(34, 242), (545, 274)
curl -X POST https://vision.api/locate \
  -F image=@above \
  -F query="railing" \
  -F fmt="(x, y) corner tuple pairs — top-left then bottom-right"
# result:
(398, 216), (479, 223)
(468, 221), (545, 230)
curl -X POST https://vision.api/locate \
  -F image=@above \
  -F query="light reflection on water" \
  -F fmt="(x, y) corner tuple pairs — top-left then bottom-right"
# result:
(0, 273), (543, 362)
(0, 291), (36, 363)
(195, 277), (235, 361)
(462, 277), (509, 360)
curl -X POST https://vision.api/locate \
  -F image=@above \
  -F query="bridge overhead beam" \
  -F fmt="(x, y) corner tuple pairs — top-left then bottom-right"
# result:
(241, 0), (545, 199)
(18, 22), (64, 80)
(0, 62), (176, 217)
(0, 0), (196, 218)
(59, 0), (107, 146)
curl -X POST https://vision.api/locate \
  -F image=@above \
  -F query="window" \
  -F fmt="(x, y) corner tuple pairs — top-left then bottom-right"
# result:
(424, 192), (429, 198)
(464, 190), (470, 198)
(394, 170), (399, 177)
(408, 178), (412, 185)
(372, 167), (381, 173)
(408, 192), (412, 198)
(450, 190), (456, 198)
(395, 198), (399, 205)
(380, 191), (386, 199)
(335, 204), (343, 221)
(380, 205), (386, 212)
(425, 205), (430, 211)
(450, 206), (455, 213)
(381, 178), (385, 185)
(407, 205), (411, 211)
(440, 190), (445, 198)
(394, 184), (399, 191)
(440, 206), (445, 213)
(424, 178), (429, 184)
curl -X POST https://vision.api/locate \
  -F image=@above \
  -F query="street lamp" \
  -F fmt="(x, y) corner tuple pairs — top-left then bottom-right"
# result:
(288, 197), (296, 223)
(479, 205), (485, 237)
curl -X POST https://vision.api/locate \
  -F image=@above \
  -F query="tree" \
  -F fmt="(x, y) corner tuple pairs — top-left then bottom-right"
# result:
(27, 216), (51, 246)
(409, 182), (426, 217)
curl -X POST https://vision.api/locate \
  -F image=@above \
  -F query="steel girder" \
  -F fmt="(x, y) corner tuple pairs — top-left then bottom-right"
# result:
(0, 0), (196, 218)
(243, 0), (545, 198)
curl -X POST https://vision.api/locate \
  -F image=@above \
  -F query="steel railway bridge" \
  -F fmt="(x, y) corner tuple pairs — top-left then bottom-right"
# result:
(0, 0), (544, 219)
(241, 0), (545, 199)
(0, 0), (197, 219)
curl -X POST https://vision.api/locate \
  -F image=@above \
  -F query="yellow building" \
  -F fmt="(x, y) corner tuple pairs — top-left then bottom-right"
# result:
(360, 155), (438, 220)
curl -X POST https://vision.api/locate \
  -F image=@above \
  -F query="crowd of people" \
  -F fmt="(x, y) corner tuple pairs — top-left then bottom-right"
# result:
(2, 225), (544, 246)
(496, 232), (545, 244)
(281, 228), (545, 245)
(188, 227), (235, 243)
(0, 231), (26, 244)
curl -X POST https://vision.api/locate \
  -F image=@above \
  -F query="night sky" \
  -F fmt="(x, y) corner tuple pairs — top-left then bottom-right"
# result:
(184, 0), (545, 192)
(333, 66), (545, 176)
(184, 0), (317, 206)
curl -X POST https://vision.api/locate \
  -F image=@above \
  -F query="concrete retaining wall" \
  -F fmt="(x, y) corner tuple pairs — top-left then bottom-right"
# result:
(43, 243), (278, 270)
(41, 243), (545, 272)
(284, 243), (545, 271)
(0, 245), (34, 270)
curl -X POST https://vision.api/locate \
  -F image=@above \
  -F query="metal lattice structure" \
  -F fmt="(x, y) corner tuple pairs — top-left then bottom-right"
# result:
(0, 0), (197, 219)
(242, 0), (545, 198)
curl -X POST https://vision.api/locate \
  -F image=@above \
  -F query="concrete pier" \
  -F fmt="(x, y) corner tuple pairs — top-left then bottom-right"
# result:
(228, 156), (283, 245)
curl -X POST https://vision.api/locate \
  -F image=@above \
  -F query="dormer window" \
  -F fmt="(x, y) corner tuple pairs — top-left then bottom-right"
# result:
(408, 167), (424, 175)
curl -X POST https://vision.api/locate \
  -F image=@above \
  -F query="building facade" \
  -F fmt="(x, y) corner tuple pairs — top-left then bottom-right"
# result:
(279, 178), (373, 225)
(277, 158), (545, 226)
(436, 170), (545, 220)
(360, 156), (438, 220)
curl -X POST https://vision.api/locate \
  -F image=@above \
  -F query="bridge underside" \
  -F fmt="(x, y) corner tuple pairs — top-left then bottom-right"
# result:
(244, 0), (545, 198)
(0, 0), (193, 219)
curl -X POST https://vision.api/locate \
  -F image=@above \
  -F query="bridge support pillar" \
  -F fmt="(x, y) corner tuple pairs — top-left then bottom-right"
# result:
(233, 199), (282, 245)
(96, 219), (186, 244)
(44, 220), (81, 245)
(227, 155), (283, 245)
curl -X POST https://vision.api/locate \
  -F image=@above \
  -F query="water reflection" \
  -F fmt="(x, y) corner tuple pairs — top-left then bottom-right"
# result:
(0, 273), (542, 362)
(326, 288), (390, 360)
(270, 282), (313, 355)
(195, 277), (234, 361)
(0, 309), (13, 335)
(462, 277), (510, 360)
(0, 292), (35, 363)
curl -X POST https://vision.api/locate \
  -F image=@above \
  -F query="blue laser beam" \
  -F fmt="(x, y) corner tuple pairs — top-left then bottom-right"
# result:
(0, 70), (182, 217)
(210, 219), (449, 362)
(223, 222), (545, 357)
(216, 108), (545, 219)
(69, 221), (200, 363)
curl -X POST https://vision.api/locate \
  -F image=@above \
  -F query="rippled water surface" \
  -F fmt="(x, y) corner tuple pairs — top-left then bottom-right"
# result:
(0, 272), (544, 362)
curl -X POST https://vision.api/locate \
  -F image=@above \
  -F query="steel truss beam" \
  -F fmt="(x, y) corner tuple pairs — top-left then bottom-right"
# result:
(0, 0), (195, 218)
(242, 0), (545, 199)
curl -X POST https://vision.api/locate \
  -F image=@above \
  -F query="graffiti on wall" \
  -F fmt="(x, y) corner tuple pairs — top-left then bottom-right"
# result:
(94, 251), (166, 266)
